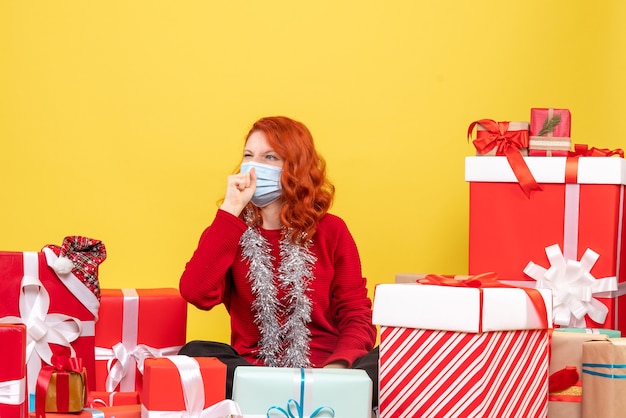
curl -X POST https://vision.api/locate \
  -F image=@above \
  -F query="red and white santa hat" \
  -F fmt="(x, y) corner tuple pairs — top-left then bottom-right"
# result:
(45, 236), (107, 300)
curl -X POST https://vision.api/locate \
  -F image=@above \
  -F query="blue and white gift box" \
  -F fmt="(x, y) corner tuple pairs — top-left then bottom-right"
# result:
(232, 366), (372, 417)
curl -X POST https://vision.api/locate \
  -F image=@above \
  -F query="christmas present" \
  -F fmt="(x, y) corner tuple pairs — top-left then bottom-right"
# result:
(557, 327), (621, 338)
(0, 323), (27, 418)
(94, 288), (187, 393)
(141, 356), (236, 418)
(30, 404), (141, 418)
(548, 330), (614, 418)
(582, 338), (626, 418)
(34, 356), (87, 418)
(395, 273), (469, 283)
(232, 366), (372, 418)
(468, 119), (540, 197)
(529, 107), (571, 156)
(87, 391), (140, 408)
(466, 154), (626, 332)
(372, 276), (552, 418)
(0, 237), (106, 403)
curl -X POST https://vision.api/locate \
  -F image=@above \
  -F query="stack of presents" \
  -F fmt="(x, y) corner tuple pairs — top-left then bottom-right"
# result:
(1, 108), (626, 418)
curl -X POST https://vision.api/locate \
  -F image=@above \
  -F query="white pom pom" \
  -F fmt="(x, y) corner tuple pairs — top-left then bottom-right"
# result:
(53, 256), (74, 274)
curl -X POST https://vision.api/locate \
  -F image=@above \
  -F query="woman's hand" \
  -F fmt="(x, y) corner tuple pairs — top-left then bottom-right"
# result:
(220, 168), (256, 217)
(323, 360), (348, 369)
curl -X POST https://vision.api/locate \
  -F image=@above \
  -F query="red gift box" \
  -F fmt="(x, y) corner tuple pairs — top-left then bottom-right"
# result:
(87, 391), (140, 408)
(372, 282), (551, 418)
(0, 323), (27, 418)
(93, 288), (187, 393)
(29, 404), (141, 418)
(0, 249), (101, 398)
(142, 356), (235, 417)
(529, 107), (572, 156)
(466, 155), (626, 332)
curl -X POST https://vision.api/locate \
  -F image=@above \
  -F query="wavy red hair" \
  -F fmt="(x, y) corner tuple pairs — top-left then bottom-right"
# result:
(243, 116), (335, 242)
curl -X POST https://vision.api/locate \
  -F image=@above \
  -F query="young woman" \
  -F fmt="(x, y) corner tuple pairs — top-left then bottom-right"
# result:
(178, 116), (378, 404)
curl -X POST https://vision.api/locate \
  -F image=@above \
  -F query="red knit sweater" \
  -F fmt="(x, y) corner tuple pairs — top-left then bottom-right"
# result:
(179, 209), (377, 367)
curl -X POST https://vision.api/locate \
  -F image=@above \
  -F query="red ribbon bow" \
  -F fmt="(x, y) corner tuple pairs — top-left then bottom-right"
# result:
(564, 144), (624, 184)
(419, 272), (549, 332)
(549, 366), (580, 393)
(468, 119), (542, 198)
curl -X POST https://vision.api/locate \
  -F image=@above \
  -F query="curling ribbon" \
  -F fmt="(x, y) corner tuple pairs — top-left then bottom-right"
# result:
(266, 368), (335, 418)
(468, 119), (542, 197)
(419, 272), (549, 332)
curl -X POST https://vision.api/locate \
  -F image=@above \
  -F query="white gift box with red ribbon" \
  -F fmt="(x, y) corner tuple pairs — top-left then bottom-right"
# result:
(372, 282), (552, 418)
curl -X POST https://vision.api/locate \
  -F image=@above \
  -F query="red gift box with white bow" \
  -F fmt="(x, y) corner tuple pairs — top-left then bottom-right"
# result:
(93, 288), (187, 394)
(466, 154), (626, 333)
(0, 240), (104, 404)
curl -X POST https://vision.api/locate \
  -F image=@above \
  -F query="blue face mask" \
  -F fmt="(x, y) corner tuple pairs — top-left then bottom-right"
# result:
(240, 161), (283, 207)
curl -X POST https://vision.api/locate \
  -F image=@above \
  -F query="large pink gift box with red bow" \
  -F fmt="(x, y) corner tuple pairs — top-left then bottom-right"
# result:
(372, 282), (552, 418)
(94, 288), (187, 394)
(466, 155), (626, 333)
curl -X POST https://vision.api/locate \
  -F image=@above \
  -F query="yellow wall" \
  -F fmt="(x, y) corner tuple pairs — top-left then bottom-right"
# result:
(1, 1), (625, 343)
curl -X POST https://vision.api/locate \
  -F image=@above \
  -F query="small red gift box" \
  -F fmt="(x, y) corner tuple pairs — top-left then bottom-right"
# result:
(29, 404), (141, 418)
(466, 155), (626, 333)
(0, 242), (103, 400)
(0, 323), (27, 418)
(142, 356), (233, 417)
(87, 391), (140, 408)
(94, 288), (187, 394)
(372, 279), (552, 418)
(529, 108), (572, 156)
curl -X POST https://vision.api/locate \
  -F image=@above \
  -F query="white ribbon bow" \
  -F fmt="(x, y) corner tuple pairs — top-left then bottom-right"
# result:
(0, 378), (26, 405)
(0, 252), (83, 394)
(96, 343), (181, 392)
(524, 244), (618, 327)
(141, 356), (242, 418)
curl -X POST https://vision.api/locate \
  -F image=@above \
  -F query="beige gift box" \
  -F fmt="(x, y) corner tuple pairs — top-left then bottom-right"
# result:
(582, 338), (626, 418)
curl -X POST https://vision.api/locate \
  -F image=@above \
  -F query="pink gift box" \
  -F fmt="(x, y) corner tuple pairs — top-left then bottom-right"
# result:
(529, 108), (572, 156)
(94, 288), (187, 394)
(0, 250), (100, 399)
(466, 156), (626, 333)
(0, 323), (27, 418)
(373, 283), (552, 418)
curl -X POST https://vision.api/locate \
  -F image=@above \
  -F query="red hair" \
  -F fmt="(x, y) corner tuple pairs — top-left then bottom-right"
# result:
(244, 116), (335, 241)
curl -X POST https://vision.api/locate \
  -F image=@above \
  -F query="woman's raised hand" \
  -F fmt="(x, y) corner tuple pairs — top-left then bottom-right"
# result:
(220, 168), (256, 216)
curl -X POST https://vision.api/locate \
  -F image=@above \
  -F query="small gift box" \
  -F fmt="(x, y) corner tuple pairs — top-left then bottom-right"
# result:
(548, 330), (613, 418)
(372, 275), (552, 418)
(29, 404), (141, 418)
(87, 391), (140, 408)
(35, 356), (87, 418)
(529, 107), (572, 156)
(582, 338), (626, 417)
(232, 366), (372, 418)
(94, 288), (187, 394)
(142, 356), (237, 418)
(467, 119), (540, 197)
(0, 323), (27, 418)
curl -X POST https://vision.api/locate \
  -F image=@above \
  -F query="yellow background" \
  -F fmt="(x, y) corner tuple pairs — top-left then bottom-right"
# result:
(1, 1), (625, 343)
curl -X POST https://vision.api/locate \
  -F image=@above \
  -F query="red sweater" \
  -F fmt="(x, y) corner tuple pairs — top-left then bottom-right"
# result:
(179, 209), (377, 367)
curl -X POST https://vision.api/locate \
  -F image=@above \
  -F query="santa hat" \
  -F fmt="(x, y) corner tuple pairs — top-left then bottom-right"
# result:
(45, 236), (107, 300)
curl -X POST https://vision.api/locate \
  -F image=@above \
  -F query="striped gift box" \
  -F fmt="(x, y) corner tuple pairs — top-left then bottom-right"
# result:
(373, 282), (553, 418)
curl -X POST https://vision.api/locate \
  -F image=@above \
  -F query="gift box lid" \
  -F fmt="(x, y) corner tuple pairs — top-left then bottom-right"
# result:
(465, 156), (626, 185)
(372, 283), (553, 332)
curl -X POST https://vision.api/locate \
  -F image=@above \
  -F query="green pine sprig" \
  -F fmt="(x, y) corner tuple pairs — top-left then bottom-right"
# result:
(537, 113), (562, 136)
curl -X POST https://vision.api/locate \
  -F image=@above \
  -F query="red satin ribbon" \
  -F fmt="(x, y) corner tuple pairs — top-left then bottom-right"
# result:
(564, 144), (624, 184)
(418, 272), (549, 332)
(35, 355), (87, 418)
(468, 119), (542, 198)
(549, 366), (580, 393)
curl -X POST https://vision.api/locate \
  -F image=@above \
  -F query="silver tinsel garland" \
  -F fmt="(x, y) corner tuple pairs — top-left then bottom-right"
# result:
(240, 226), (316, 367)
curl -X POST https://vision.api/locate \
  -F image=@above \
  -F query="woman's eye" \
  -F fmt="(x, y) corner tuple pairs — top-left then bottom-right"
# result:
(266, 154), (278, 161)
